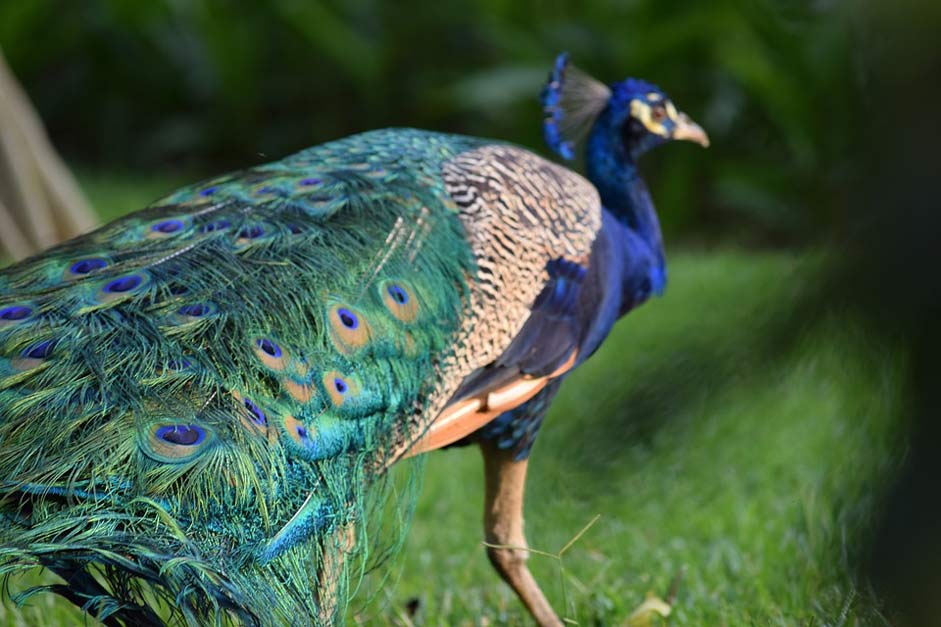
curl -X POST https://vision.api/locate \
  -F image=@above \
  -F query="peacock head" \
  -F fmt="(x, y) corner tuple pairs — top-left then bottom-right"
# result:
(541, 52), (709, 165)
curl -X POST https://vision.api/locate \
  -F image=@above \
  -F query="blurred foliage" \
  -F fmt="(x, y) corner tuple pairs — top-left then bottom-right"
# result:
(830, 2), (941, 624)
(0, 0), (860, 241)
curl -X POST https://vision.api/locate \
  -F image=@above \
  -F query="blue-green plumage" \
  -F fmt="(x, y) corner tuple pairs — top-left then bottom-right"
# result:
(0, 129), (487, 625)
(0, 55), (707, 626)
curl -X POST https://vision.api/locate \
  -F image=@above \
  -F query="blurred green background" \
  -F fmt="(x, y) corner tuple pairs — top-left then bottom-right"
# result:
(1, 0), (859, 243)
(2, 0), (940, 625)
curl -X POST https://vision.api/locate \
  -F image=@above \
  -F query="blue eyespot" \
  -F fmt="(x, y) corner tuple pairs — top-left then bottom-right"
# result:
(296, 425), (308, 440)
(69, 258), (108, 275)
(155, 424), (206, 446)
(288, 224), (303, 234)
(244, 398), (266, 426)
(239, 225), (265, 239)
(334, 378), (348, 394)
(200, 219), (231, 233)
(21, 339), (56, 359)
(178, 303), (211, 317)
(337, 308), (358, 329)
(299, 177), (322, 186)
(104, 275), (142, 293)
(200, 186), (218, 197)
(167, 358), (192, 370)
(256, 338), (282, 358)
(387, 284), (409, 305)
(151, 219), (184, 234)
(0, 305), (33, 321)
(256, 186), (276, 195)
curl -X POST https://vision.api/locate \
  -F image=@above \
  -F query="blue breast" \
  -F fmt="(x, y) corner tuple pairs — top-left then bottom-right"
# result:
(575, 209), (662, 364)
(460, 208), (667, 459)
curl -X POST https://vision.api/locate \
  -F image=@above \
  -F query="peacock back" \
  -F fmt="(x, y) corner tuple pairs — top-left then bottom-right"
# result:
(0, 128), (601, 624)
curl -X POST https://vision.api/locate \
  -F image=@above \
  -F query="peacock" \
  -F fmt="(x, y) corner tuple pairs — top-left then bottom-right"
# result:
(0, 53), (707, 626)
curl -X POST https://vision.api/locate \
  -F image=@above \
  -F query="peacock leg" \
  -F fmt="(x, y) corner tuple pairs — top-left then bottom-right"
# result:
(315, 523), (356, 626)
(481, 441), (562, 627)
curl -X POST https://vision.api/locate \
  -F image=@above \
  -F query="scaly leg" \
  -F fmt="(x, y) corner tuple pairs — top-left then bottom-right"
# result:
(481, 441), (562, 627)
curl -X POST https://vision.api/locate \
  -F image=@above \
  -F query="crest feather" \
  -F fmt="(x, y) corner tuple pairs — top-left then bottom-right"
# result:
(540, 53), (612, 160)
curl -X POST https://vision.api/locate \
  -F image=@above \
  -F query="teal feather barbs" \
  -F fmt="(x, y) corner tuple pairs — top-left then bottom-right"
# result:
(0, 129), (491, 625)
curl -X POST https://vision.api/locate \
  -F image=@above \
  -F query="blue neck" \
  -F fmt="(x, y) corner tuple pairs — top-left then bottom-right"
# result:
(585, 120), (667, 295)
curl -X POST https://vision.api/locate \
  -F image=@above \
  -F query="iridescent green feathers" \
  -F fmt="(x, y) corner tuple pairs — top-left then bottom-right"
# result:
(0, 126), (608, 625)
(0, 129), (483, 624)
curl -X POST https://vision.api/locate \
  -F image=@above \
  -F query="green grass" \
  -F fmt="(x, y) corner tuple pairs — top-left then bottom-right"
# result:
(357, 252), (904, 625)
(0, 177), (905, 625)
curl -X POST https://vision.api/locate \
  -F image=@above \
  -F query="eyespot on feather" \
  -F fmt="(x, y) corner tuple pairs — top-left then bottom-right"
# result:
(233, 222), (274, 249)
(283, 415), (315, 448)
(65, 257), (109, 280)
(178, 303), (213, 317)
(243, 398), (267, 427)
(199, 218), (232, 233)
(104, 275), (142, 293)
(90, 272), (151, 309)
(278, 415), (355, 462)
(323, 370), (360, 407)
(380, 281), (419, 323)
(0, 304), (36, 328)
(21, 339), (56, 360)
(141, 423), (213, 464)
(239, 225), (266, 239)
(171, 302), (217, 324)
(10, 338), (57, 371)
(253, 337), (290, 370)
(147, 217), (191, 238)
(327, 304), (372, 353)
(231, 390), (274, 438)
(251, 183), (283, 197)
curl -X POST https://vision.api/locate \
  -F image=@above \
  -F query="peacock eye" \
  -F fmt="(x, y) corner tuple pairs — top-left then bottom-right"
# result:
(337, 308), (358, 329)
(651, 105), (667, 122)
(104, 275), (142, 293)
(156, 424), (205, 446)
(256, 338), (282, 358)
(387, 284), (409, 305)
(243, 398), (267, 426)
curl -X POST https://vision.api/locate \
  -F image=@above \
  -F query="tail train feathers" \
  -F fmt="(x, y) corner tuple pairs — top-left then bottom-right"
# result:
(0, 128), (604, 625)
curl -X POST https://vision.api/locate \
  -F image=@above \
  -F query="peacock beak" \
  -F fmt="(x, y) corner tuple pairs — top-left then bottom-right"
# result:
(672, 113), (710, 148)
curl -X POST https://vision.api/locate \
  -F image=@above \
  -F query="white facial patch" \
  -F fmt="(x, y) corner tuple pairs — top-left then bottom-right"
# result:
(630, 99), (669, 138)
